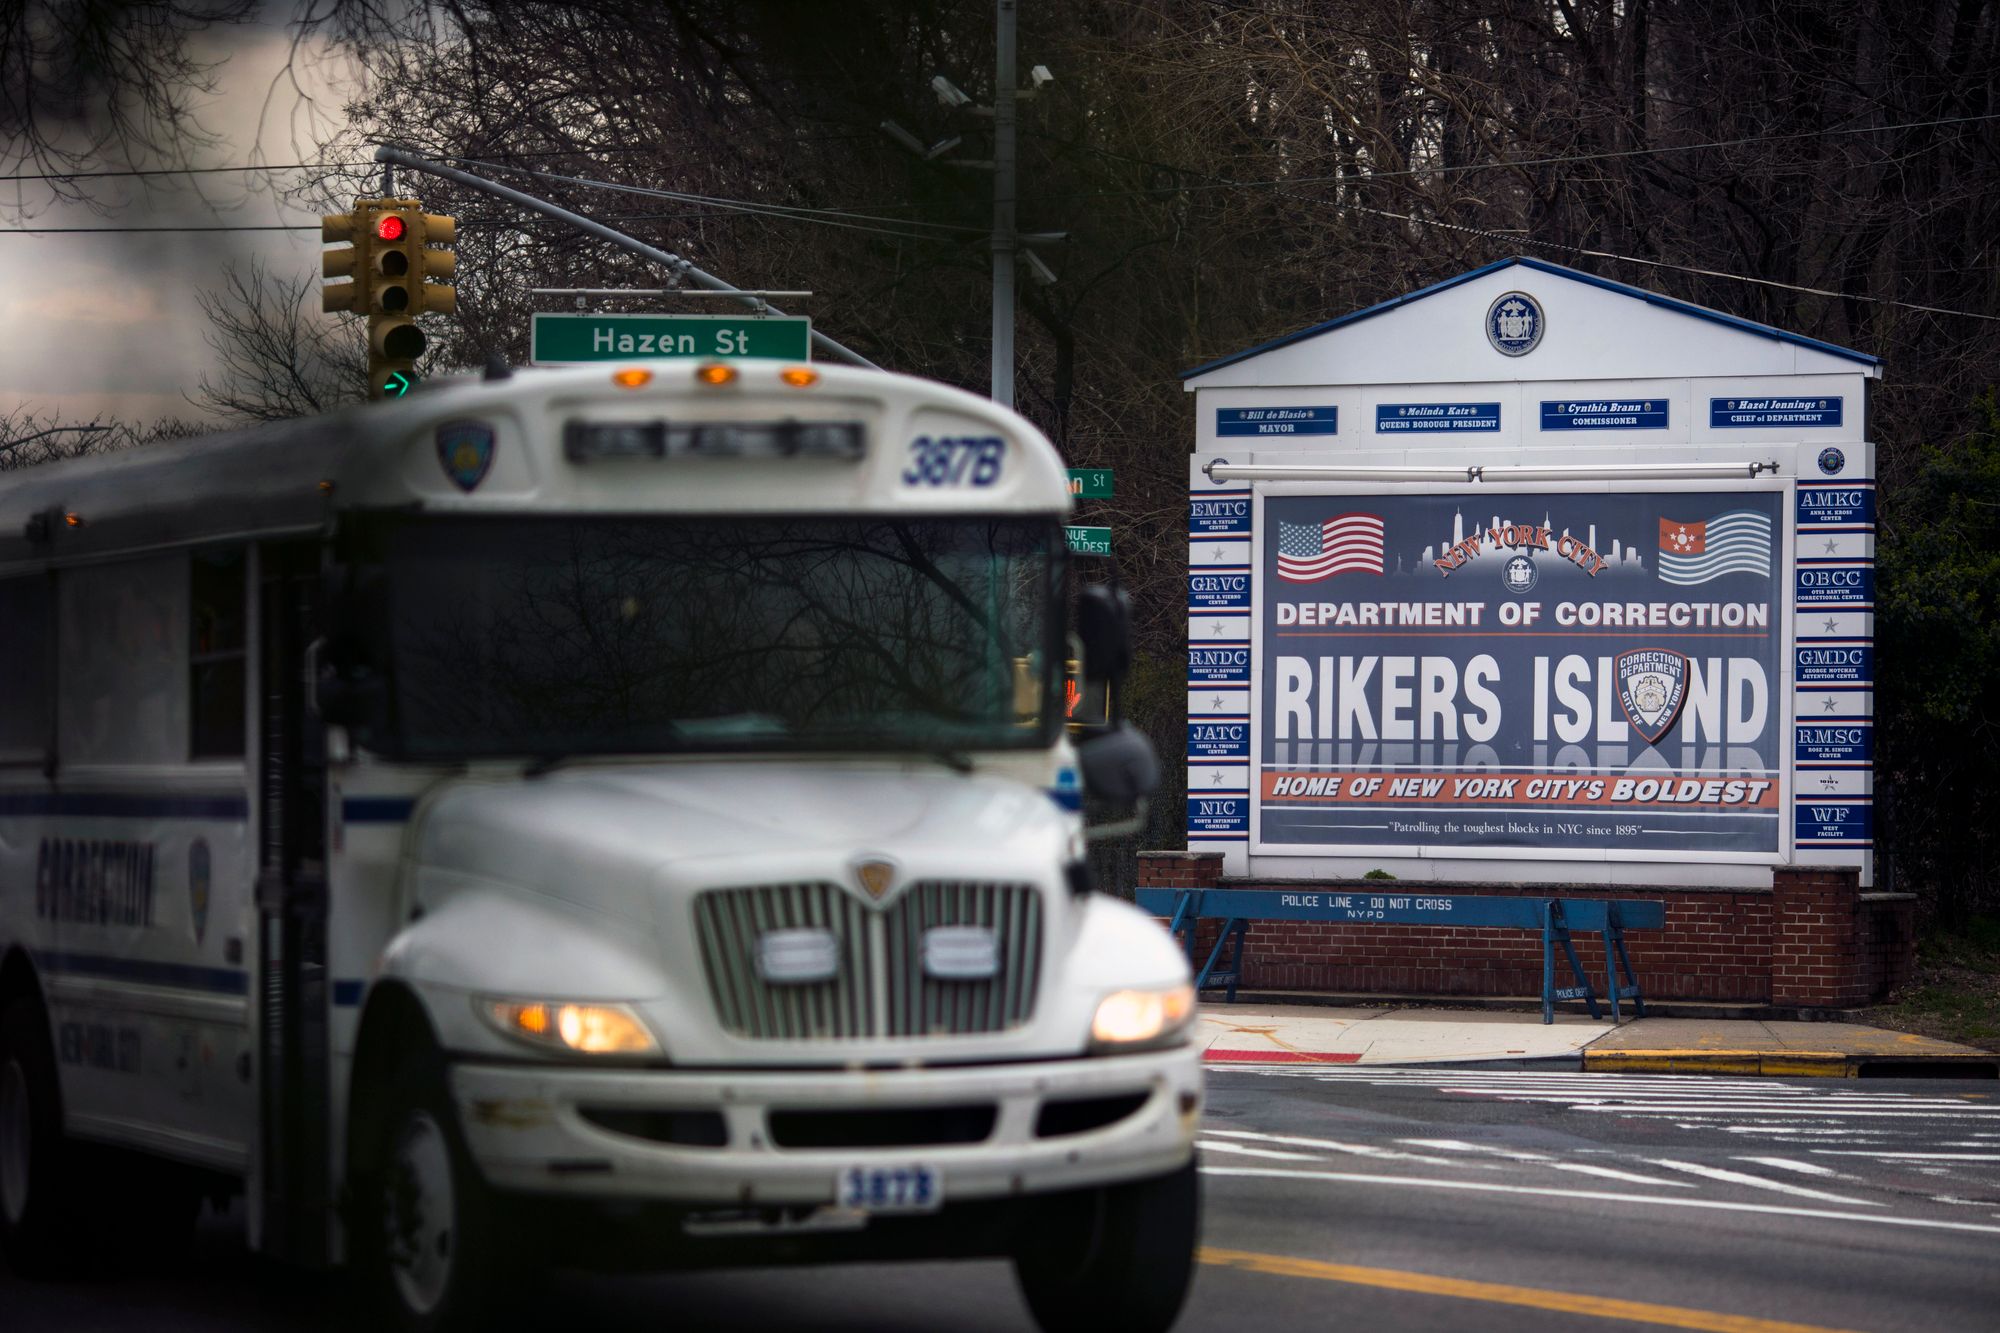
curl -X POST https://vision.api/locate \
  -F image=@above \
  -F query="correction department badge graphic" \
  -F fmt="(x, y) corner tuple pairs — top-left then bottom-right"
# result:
(435, 420), (496, 492)
(188, 837), (211, 945)
(1501, 554), (1539, 594)
(1615, 649), (1690, 745)
(1485, 291), (1544, 357)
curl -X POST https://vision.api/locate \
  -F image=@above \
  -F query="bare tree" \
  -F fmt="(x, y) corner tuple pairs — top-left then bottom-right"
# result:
(0, 405), (205, 471)
(192, 256), (365, 421)
(0, 0), (260, 214)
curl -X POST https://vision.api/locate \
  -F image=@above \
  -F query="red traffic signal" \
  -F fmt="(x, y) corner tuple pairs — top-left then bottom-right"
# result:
(375, 214), (407, 242)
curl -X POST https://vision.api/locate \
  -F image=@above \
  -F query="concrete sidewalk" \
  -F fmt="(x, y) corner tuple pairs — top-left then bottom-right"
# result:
(1196, 1002), (2000, 1076)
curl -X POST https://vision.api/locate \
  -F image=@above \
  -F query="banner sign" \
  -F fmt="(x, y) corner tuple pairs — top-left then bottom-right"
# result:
(1539, 399), (1670, 431)
(1795, 802), (1871, 844)
(1257, 489), (1785, 855)
(1191, 493), (1252, 535)
(1796, 564), (1872, 606)
(1190, 645), (1252, 684)
(1189, 794), (1249, 837)
(1711, 397), (1843, 429)
(1217, 406), (1338, 437)
(1796, 485), (1874, 528)
(1189, 570), (1252, 610)
(1794, 644), (1872, 685)
(1189, 720), (1251, 760)
(1375, 402), (1501, 433)
(1795, 723), (1870, 766)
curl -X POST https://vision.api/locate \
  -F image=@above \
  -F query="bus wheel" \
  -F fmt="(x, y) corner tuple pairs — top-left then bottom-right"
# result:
(0, 995), (84, 1277)
(1013, 1159), (1200, 1333)
(352, 1042), (513, 1332)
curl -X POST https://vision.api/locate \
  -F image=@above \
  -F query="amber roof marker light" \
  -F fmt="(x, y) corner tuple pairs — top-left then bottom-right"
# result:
(779, 366), (820, 388)
(695, 363), (739, 387)
(611, 367), (654, 389)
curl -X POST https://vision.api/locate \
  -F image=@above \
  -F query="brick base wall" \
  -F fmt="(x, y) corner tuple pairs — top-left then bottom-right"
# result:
(1138, 852), (1907, 1008)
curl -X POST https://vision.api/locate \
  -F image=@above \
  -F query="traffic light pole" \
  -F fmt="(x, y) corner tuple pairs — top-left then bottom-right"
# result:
(371, 146), (880, 370)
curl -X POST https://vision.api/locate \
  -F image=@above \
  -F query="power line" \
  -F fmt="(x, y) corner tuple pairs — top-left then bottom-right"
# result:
(1054, 109), (2000, 205)
(444, 156), (984, 241)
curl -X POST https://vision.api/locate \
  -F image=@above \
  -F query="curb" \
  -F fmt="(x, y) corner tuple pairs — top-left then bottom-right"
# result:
(1203, 1048), (1360, 1065)
(1582, 1049), (2000, 1078)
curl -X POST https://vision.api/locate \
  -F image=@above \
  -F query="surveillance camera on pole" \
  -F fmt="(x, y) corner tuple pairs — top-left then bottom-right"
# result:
(931, 74), (972, 108)
(1029, 65), (1054, 90)
(1024, 250), (1058, 287)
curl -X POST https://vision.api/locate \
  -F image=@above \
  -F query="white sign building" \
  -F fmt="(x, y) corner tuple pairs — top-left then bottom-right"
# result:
(1182, 258), (1879, 888)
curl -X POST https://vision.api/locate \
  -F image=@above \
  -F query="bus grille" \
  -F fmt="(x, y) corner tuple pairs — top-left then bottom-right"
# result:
(692, 881), (1043, 1040)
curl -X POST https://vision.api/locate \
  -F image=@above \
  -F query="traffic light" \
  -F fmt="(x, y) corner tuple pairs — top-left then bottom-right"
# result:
(320, 208), (366, 314)
(321, 197), (458, 400)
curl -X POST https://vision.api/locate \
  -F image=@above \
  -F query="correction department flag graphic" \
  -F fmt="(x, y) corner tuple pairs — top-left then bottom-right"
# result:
(1656, 510), (1772, 586)
(1275, 513), (1386, 583)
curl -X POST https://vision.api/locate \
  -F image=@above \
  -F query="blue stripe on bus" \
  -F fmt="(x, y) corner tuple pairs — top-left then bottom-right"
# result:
(43, 951), (248, 995)
(342, 797), (415, 823)
(0, 792), (249, 820)
(333, 979), (366, 1007)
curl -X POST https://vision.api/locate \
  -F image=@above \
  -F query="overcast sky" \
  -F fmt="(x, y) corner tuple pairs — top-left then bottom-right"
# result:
(0, 8), (359, 429)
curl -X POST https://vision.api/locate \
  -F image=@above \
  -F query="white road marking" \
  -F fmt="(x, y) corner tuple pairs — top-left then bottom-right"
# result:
(1398, 1139), (1693, 1187)
(1641, 1157), (1880, 1205)
(1197, 1138), (1321, 1162)
(1204, 1129), (1457, 1164)
(1199, 1165), (2000, 1236)
(1808, 1144), (2000, 1152)
(1731, 1156), (1849, 1178)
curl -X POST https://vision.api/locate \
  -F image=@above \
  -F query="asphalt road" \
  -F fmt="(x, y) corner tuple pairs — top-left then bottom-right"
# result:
(5, 1067), (1997, 1331)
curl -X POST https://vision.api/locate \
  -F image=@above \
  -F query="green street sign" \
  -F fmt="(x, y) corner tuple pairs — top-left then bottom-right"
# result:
(1066, 468), (1114, 499)
(1064, 525), (1112, 556)
(531, 312), (812, 364)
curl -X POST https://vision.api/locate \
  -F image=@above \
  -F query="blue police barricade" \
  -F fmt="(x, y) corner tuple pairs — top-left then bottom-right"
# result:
(1137, 888), (1665, 1024)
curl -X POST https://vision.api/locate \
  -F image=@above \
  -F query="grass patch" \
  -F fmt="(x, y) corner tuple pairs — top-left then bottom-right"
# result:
(1861, 916), (2000, 1052)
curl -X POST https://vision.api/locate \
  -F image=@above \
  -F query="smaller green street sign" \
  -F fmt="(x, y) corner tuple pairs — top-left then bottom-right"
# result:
(531, 312), (812, 364)
(1066, 468), (1114, 499)
(1064, 525), (1112, 556)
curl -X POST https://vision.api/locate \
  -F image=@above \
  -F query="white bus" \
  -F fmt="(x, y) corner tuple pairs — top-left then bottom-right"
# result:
(0, 359), (1201, 1331)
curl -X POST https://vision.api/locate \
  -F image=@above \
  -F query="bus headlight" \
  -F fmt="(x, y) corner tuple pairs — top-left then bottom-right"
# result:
(478, 998), (660, 1055)
(1089, 984), (1196, 1050)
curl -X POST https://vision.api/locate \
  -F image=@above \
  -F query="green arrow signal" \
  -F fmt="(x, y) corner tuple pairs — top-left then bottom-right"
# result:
(381, 370), (418, 398)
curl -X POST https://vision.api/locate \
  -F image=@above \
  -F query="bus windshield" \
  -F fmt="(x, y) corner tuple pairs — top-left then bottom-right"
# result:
(367, 513), (1062, 760)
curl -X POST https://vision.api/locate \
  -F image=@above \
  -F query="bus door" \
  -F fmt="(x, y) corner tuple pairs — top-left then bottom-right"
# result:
(251, 540), (330, 1264)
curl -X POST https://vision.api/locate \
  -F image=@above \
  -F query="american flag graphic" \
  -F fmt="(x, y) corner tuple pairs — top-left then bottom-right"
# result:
(1275, 513), (1386, 582)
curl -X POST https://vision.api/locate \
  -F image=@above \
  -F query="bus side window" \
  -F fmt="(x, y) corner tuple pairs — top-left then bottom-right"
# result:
(0, 575), (52, 765)
(57, 556), (188, 768)
(190, 546), (247, 758)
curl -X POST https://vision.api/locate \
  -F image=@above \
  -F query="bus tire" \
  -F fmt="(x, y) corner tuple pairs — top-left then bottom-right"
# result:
(0, 994), (85, 1277)
(1013, 1158), (1200, 1333)
(350, 1039), (515, 1332)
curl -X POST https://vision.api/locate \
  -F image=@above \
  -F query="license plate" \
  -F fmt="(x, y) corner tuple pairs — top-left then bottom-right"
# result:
(835, 1163), (942, 1214)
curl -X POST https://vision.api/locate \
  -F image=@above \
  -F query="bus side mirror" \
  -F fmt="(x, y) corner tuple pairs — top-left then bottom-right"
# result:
(317, 564), (390, 734)
(1076, 585), (1132, 683)
(1078, 722), (1159, 804)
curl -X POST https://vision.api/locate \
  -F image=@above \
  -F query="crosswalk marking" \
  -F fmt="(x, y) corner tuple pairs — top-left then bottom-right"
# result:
(1197, 1138), (1321, 1161)
(1641, 1158), (1880, 1206)
(1732, 1156), (1851, 1179)
(1206, 1129), (1459, 1164)
(1399, 1139), (1692, 1187)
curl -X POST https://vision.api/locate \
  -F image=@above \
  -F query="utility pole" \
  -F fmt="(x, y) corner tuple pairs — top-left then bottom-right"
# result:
(991, 0), (1017, 409)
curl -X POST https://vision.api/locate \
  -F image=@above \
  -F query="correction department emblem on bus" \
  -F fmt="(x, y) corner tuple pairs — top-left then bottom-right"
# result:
(435, 420), (496, 492)
(1485, 291), (1544, 357)
(1615, 648), (1690, 745)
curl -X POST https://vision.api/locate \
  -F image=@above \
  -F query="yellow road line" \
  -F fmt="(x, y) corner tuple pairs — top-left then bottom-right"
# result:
(1199, 1246), (1869, 1333)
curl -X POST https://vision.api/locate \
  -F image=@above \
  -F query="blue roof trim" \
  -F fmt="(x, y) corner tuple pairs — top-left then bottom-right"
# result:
(1178, 256), (1881, 380)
